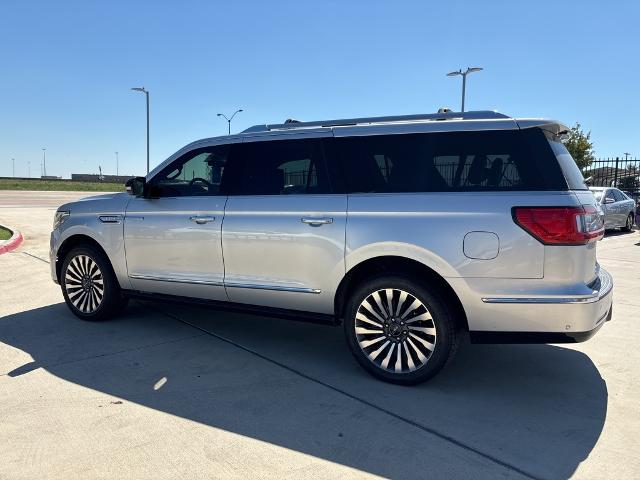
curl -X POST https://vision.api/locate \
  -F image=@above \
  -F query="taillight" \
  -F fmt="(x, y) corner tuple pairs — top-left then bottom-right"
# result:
(513, 205), (604, 245)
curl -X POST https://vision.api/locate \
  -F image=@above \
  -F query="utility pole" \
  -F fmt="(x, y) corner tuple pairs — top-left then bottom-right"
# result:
(624, 152), (631, 161)
(12, 158), (15, 177)
(115, 151), (119, 176)
(446, 67), (483, 112)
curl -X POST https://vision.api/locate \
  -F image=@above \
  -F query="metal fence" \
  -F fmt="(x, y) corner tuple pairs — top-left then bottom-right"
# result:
(582, 157), (640, 203)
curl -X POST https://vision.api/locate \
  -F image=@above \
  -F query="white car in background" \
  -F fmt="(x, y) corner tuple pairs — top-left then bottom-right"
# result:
(589, 187), (636, 231)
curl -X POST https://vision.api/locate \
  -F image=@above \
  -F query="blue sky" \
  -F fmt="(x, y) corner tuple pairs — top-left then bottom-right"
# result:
(1, 0), (638, 178)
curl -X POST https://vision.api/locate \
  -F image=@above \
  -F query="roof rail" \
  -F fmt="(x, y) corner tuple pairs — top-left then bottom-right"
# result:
(242, 110), (510, 134)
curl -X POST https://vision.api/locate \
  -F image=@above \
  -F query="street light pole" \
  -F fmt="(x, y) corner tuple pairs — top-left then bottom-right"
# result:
(446, 67), (483, 112)
(115, 151), (119, 176)
(42, 148), (47, 177)
(12, 158), (15, 178)
(131, 87), (150, 174)
(217, 109), (243, 135)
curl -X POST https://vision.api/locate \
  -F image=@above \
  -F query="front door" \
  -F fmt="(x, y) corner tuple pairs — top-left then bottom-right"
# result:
(124, 144), (230, 301)
(221, 135), (346, 314)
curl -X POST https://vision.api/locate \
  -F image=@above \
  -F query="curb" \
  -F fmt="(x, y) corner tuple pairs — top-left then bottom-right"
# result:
(0, 226), (24, 255)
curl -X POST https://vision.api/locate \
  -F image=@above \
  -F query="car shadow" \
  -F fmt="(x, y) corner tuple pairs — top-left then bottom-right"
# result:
(1, 301), (607, 479)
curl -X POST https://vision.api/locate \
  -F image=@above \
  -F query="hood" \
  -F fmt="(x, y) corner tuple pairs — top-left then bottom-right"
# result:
(58, 192), (130, 214)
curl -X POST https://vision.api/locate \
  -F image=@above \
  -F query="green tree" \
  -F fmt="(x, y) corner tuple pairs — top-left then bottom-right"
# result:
(564, 123), (595, 171)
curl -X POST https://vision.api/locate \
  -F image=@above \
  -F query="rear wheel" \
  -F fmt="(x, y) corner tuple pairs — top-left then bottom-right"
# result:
(61, 245), (127, 321)
(623, 213), (634, 232)
(344, 275), (458, 385)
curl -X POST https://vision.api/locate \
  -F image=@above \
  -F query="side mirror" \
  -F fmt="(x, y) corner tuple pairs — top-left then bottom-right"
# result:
(125, 177), (146, 197)
(604, 197), (615, 204)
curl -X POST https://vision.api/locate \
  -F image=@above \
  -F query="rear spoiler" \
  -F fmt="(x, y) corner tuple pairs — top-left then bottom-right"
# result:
(516, 119), (570, 137)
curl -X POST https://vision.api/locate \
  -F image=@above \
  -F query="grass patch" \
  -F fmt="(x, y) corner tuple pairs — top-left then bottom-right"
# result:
(0, 178), (125, 192)
(0, 226), (12, 241)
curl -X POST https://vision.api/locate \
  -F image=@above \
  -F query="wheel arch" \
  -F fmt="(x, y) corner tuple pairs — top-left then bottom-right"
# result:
(55, 234), (115, 284)
(334, 255), (469, 332)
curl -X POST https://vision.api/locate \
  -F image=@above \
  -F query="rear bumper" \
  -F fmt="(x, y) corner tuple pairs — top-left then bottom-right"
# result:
(462, 267), (613, 343)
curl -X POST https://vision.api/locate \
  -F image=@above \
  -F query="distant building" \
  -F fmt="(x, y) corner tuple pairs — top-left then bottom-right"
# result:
(71, 174), (134, 183)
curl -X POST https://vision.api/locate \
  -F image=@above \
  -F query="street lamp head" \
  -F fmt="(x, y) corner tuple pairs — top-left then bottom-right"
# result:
(131, 87), (147, 93)
(467, 67), (483, 73)
(447, 70), (462, 77)
(217, 113), (223, 117)
(238, 109), (243, 112)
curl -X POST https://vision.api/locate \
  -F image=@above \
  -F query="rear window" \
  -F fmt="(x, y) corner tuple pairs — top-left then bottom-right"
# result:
(326, 129), (568, 193)
(544, 131), (588, 190)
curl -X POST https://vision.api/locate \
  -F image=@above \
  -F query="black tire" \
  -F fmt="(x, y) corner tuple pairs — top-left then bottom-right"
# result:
(623, 213), (634, 232)
(60, 245), (127, 321)
(344, 275), (459, 385)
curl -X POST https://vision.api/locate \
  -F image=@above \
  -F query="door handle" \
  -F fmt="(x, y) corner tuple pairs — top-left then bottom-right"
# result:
(301, 217), (333, 226)
(190, 215), (216, 224)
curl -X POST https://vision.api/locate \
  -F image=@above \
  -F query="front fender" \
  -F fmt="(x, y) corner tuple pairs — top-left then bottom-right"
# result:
(53, 218), (130, 290)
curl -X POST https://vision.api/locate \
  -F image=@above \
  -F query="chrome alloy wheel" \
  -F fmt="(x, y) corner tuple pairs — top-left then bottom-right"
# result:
(64, 254), (105, 313)
(355, 288), (437, 374)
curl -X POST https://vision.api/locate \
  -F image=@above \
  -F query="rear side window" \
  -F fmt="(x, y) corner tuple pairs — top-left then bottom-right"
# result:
(543, 131), (588, 190)
(226, 138), (330, 195)
(326, 129), (567, 193)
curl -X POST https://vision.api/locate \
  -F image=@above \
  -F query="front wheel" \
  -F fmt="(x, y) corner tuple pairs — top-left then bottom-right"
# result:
(623, 213), (634, 232)
(61, 245), (127, 321)
(344, 275), (458, 385)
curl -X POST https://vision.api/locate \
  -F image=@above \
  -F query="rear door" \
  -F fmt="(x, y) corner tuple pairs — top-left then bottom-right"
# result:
(124, 144), (230, 300)
(221, 133), (346, 314)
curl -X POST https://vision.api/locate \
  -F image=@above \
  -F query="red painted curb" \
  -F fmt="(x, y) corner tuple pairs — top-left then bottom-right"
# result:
(0, 230), (23, 255)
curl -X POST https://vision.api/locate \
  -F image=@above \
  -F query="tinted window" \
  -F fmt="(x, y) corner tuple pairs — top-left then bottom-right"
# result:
(544, 131), (588, 190)
(228, 139), (329, 195)
(150, 145), (229, 197)
(327, 129), (567, 193)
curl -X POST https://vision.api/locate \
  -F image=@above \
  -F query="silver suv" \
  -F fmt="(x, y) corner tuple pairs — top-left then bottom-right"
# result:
(50, 111), (613, 384)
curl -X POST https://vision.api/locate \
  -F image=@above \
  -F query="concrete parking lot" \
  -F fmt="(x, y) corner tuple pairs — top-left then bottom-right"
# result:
(1, 190), (639, 479)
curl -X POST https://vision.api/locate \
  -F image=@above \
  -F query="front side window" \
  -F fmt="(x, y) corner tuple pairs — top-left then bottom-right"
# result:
(612, 189), (626, 202)
(228, 138), (329, 195)
(149, 145), (230, 197)
(604, 190), (616, 203)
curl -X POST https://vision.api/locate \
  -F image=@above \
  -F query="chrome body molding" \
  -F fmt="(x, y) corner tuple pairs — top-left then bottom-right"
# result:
(128, 274), (321, 294)
(225, 282), (321, 294)
(129, 273), (224, 287)
(482, 268), (613, 305)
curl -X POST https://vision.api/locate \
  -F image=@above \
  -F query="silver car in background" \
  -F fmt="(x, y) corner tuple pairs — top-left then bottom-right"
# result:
(589, 187), (635, 231)
(50, 110), (613, 385)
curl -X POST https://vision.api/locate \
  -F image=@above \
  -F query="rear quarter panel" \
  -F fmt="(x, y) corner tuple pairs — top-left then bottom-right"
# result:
(346, 191), (581, 280)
